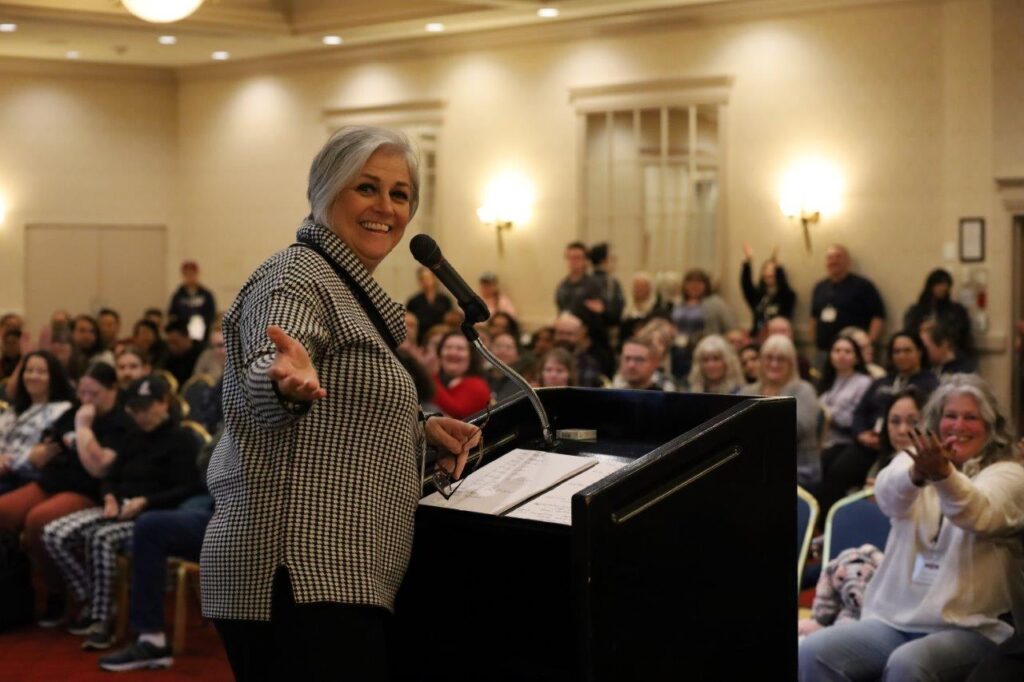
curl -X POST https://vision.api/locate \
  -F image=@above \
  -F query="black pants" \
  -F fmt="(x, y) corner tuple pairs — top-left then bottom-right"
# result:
(213, 567), (390, 682)
(967, 633), (1024, 682)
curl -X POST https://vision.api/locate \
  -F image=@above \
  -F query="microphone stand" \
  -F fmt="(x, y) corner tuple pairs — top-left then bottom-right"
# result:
(461, 323), (555, 447)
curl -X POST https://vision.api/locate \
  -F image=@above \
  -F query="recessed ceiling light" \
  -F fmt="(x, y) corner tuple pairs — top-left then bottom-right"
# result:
(425, 23), (445, 33)
(158, 35), (177, 45)
(211, 50), (229, 61)
(322, 35), (342, 46)
(66, 50), (80, 59)
(537, 7), (559, 18)
(0, 23), (17, 32)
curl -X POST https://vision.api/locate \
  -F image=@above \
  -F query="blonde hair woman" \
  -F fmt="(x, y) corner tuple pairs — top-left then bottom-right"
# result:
(685, 334), (744, 394)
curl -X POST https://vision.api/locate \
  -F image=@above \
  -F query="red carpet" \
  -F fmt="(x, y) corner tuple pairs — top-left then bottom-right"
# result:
(0, 594), (233, 681)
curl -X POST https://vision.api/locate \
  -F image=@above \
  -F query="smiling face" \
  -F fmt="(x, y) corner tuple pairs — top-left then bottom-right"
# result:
(700, 352), (726, 384)
(327, 148), (412, 273)
(762, 350), (792, 386)
(22, 355), (51, 404)
(439, 335), (471, 378)
(491, 333), (518, 366)
(542, 357), (571, 387)
(939, 393), (989, 466)
(886, 396), (921, 453)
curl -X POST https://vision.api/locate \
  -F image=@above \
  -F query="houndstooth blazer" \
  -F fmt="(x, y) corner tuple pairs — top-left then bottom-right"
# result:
(200, 219), (422, 620)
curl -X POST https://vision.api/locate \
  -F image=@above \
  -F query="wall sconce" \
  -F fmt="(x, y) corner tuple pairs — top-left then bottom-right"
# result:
(122, 0), (204, 23)
(477, 171), (534, 255)
(779, 159), (842, 252)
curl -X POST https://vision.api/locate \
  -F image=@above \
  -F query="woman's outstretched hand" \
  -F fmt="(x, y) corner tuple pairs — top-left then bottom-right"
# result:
(907, 428), (954, 483)
(266, 325), (327, 403)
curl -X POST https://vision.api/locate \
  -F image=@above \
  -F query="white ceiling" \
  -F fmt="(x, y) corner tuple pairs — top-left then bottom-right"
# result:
(0, 0), (743, 68)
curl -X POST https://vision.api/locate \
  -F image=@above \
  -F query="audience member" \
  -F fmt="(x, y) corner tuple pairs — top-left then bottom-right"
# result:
(588, 242), (625, 329)
(555, 241), (599, 314)
(161, 319), (203, 387)
(486, 332), (524, 402)
(725, 328), (751, 353)
(143, 308), (164, 329)
(740, 243), (795, 338)
(0, 362), (132, 627)
(670, 268), (737, 341)
(168, 260), (217, 341)
(406, 267), (453, 345)
(97, 309), (121, 351)
(431, 331), (491, 420)
(192, 321), (226, 383)
(49, 326), (86, 384)
(817, 334), (874, 480)
(920, 320), (977, 378)
(864, 386), (925, 485)
(810, 245), (885, 365)
(613, 336), (676, 391)
(1, 326), (22, 381)
(487, 311), (521, 344)
(904, 268), (972, 356)
(0, 351), (75, 494)
(539, 348), (578, 388)
(43, 375), (201, 650)
(114, 346), (152, 393)
(553, 312), (605, 388)
(71, 315), (114, 367)
(36, 309), (71, 353)
(739, 343), (760, 384)
(477, 272), (517, 319)
(765, 315), (813, 382)
(131, 319), (164, 367)
(840, 325), (887, 379)
(684, 334), (743, 394)
(799, 374), (1024, 681)
(620, 271), (670, 343)
(740, 334), (819, 487)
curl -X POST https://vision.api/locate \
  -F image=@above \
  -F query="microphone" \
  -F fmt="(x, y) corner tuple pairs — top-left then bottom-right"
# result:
(409, 234), (490, 326)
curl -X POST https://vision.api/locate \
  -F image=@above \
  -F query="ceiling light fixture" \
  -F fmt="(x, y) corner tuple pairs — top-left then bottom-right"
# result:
(0, 23), (17, 32)
(322, 35), (343, 46)
(122, 0), (204, 24)
(158, 35), (177, 45)
(66, 50), (80, 59)
(537, 7), (559, 18)
(425, 23), (445, 33)
(211, 50), (229, 61)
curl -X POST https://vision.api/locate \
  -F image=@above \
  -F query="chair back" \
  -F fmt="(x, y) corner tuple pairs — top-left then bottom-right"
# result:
(181, 374), (214, 417)
(180, 419), (213, 448)
(823, 487), (890, 563)
(796, 486), (819, 589)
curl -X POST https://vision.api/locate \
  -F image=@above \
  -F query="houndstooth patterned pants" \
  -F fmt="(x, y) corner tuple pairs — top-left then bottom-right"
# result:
(42, 507), (135, 622)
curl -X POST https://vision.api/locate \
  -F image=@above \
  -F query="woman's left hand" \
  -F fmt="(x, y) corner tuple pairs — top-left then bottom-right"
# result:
(425, 416), (481, 480)
(907, 428), (954, 482)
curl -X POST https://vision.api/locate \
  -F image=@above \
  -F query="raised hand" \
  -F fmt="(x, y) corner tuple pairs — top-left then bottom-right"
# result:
(266, 325), (327, 403)
(907, 428), (953, 482)
(742, 242), (754, 261)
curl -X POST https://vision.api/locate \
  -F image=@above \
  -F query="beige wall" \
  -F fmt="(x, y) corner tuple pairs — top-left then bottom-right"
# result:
(0, 0), (1018, 406)
(0, 60), (178, 331)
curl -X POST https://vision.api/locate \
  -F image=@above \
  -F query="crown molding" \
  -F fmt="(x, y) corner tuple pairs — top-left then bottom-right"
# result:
(0, 53), (174, 81)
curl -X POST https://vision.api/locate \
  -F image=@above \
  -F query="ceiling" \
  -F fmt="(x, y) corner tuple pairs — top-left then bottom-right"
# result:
(0, 0), (744, 69)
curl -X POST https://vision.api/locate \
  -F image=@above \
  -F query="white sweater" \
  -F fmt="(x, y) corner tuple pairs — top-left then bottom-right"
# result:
(862, 452), (1024, 643)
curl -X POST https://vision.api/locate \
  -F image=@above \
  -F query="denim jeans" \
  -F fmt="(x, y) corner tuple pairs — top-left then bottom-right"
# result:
(799, 618), (997, 682)
(129, 508), (212, 634)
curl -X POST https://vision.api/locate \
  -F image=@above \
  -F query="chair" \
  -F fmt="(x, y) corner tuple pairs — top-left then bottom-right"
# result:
(822, 487), (891, 564)
(168, 557), (201, 655)
(181, 419), (213, 447)
(796, 486), (819, 590)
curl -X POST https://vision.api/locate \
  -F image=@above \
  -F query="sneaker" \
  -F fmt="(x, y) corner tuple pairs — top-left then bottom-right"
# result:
(37, 595), (66, 628)
(67, 608), (98, 636)
(98, 640), (173, 672)
(81, 622), (115, 651)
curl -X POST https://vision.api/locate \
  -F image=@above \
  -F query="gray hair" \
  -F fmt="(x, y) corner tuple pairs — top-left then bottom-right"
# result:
(307, 126), (420, 228)
(921, 373), (1018, 476)
(759, 333), (798, 386)
(688, 334), (745, 394)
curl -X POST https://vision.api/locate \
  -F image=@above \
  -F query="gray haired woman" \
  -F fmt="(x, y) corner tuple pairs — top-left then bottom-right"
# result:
(200, 126), (479, 680)
(800, 374), (1024, 682)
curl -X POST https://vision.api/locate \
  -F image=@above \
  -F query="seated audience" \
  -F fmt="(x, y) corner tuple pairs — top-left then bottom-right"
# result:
(160, 319), (203, 387)
(432, 331), (491, 420)
(903, 268), (972, 357)
(1, 325), (22, 382)
(539, 348), (578, 388)
(765, 315), (813, 382)
(799, 374), (1024, 681)
(487, 311), (521, 344)
(407, 267), (452, 345)
(740, 243), (795, 339)
(131, 319), (166, 368)
(486, 331), (525, 402)
(0, 362), (132, 626)
(683, 334), (744, 394)
(477, 271), (517, 319)
(191, 321), (226, 383)
(143, 308), (164, 329)
(739, 343), (760, 384)
(740, 334), (819, 487)
(36, 309), (71, 353)
(42, 375), (201, 650)
(71, 315), (114, 367)
(97, 309), (121, 352)
(725, 328), (751, 353)
(865, 386), (926, 485)
(47, 326), (87, 385)
(818, 335), (874, 456)
(553, 312), (605, 388)
(839, 325), (887, 379)
(0, 351), (75, 493)
(114, 346), (152, 393)
(920, 320), (977, 378)
(613, 336), (676, 391)
(671, 268), (737, 342)
(620, 271), (670, 343)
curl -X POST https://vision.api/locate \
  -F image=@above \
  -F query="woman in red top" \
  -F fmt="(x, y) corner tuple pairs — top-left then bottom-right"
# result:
(432, 331), (491, 419)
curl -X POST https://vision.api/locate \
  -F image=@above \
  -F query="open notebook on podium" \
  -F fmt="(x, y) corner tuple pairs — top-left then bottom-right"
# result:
(420, 448), (622, 522)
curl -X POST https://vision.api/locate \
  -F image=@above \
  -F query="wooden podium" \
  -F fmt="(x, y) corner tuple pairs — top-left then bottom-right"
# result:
(392, 388), (796, 682)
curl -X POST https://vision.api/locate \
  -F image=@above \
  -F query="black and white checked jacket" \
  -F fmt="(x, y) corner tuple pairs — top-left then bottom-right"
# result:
(200, 220), (422, 620)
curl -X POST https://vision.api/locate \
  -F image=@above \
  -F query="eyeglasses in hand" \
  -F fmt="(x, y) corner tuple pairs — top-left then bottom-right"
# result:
(430, 403), (490, 500)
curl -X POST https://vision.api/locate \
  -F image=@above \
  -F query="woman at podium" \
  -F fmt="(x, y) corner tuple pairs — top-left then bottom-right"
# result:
(200, 126), (479, 680)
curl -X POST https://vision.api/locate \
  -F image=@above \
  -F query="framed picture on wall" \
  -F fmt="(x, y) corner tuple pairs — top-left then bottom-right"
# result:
(959, 217), (985, 262)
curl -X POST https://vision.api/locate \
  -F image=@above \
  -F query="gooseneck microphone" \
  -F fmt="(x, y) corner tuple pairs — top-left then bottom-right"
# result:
(409, 234), (554, 446)
(409, 234), (490, 326)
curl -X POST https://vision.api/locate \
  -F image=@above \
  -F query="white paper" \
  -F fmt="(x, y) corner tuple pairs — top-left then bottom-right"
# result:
(506, 460), (626, 525)
(419, 448), (598, 516)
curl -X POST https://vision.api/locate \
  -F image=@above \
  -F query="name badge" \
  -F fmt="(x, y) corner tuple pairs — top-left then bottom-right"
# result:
(912, 553), (941, 586)
(820, 305), (838, 323)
